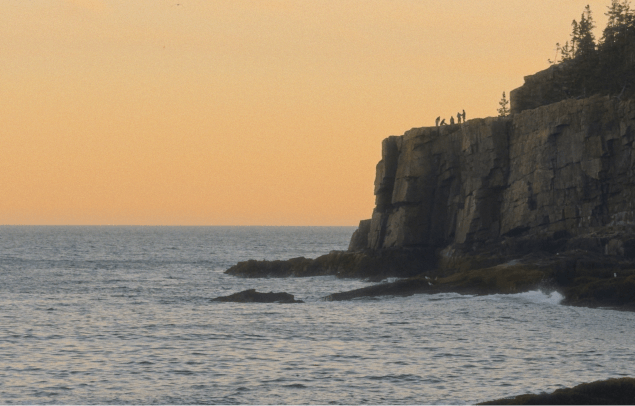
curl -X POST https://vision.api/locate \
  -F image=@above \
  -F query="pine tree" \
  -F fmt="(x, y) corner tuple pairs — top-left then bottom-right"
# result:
(603, 0), (625, 46)
(576, 5), (596, 58)
(497, 92), (510, 117)
(599, 1), (634, 93)
(546, 2), (635, 103)
(561, 41), (574, 61)
(602, 0), (632, 46)
(570, 20), (580, 56)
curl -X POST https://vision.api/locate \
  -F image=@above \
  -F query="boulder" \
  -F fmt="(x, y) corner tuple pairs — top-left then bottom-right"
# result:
(211, 289), (303, 303)
(479, 377), (635, 405)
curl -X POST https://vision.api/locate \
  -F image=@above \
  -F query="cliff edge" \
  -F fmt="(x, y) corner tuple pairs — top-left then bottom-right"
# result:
(350, 94), (635, 253)
(226, 86), (635, 309)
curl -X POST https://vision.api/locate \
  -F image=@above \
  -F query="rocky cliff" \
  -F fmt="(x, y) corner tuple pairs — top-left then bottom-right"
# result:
(508, 63), (572, 114)
(349, 95), (635, 254)
(226, 91), (635, 310)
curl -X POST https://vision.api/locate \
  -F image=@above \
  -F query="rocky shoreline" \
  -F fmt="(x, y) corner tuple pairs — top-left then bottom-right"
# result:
(219, 91), (635, 403)
(225, 227), (635, 311)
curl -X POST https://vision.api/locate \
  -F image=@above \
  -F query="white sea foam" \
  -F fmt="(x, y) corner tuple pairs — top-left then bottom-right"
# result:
(516, 289), (564, 305)
(485, 289), (564, 305)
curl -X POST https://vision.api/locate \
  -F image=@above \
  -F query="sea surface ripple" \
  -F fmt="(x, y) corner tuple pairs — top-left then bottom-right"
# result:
(0, 226), (633, 404)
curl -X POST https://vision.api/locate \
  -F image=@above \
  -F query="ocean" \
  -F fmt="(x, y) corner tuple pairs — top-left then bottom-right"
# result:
(0, 226), (633, 404)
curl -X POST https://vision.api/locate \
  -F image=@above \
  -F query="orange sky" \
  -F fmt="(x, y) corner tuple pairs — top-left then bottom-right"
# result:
(0, 0), (611, 225)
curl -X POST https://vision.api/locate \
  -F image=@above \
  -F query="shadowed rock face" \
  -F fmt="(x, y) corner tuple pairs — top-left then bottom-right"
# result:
(509, 63), (573, 114)
(329, 94), (635, 310)
(322, 249), (635, 309)
(211, 289), (303, 303)
(225, 248), (437, 281)
(362, 117), (511, 249)
(351, 95), (635, 252)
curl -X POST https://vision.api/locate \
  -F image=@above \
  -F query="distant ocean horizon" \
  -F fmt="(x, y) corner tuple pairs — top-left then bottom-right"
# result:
(1, 226), (633, 404)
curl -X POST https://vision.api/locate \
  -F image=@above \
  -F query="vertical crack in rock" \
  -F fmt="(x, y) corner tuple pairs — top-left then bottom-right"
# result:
(349, 95), (635, 253)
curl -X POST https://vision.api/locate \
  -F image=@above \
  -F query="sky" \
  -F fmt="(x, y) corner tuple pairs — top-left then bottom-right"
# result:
(0, 0), (611, 226)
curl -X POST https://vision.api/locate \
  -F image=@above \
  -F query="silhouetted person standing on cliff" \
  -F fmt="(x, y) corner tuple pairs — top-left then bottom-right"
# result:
(450, 116), (455, 125)
(457, 112), (462, 123)
(435, 116), (440, 126)
(462, 109), (466, 122)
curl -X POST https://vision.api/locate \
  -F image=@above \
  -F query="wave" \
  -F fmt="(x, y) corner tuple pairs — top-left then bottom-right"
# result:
(486, 290), (564, 305)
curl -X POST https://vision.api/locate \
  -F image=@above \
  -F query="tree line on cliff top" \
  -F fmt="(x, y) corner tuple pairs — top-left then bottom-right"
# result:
(550, 0), (635, 100)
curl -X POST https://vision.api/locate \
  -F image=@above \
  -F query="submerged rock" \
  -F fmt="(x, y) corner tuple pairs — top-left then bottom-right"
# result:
(211, 289), (303, 303)
(479, 377), (635, 405)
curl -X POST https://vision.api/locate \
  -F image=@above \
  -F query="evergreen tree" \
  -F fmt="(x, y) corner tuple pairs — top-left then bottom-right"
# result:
(570, 20), (580, 57)
(564, 5), (599, 97)
(545, 2), (635, 104)
(497, 92), (510, 117)
(599, 0), (634, 94)
(575, 5), (597, 58)
(602, 0), (632, 47)
(560, 41), (575, 61)
(602, 0), (626, 46)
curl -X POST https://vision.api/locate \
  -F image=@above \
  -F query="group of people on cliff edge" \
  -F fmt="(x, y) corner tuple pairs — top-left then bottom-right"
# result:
(436, 110), (466, 126)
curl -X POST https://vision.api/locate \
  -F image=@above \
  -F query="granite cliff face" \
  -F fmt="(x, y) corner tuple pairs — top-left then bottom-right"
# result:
(349, 95), (635, 254)
(226, 89), (635, 309)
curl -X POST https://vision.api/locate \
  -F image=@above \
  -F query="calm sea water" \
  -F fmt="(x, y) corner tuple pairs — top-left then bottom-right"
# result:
(0, 226), (633, 404)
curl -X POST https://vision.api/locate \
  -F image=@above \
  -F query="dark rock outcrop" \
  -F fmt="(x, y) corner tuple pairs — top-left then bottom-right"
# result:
(323, 261), (547, 301)
(348, 219), (371, 251)
(324, 251), (635, 311)
(509, 63), (573, 114)
(225, 248), (437, 281)
(211, 289), (303, 303)
(479, 377), (635, 405)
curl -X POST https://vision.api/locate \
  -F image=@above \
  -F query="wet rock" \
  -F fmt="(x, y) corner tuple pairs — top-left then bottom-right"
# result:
(479, 377), (635, 405)
(225, 248), (437, 281)
(211, 289), (303, 303)
(323, 261), (546, 301)
(322, 247), (635, 310)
